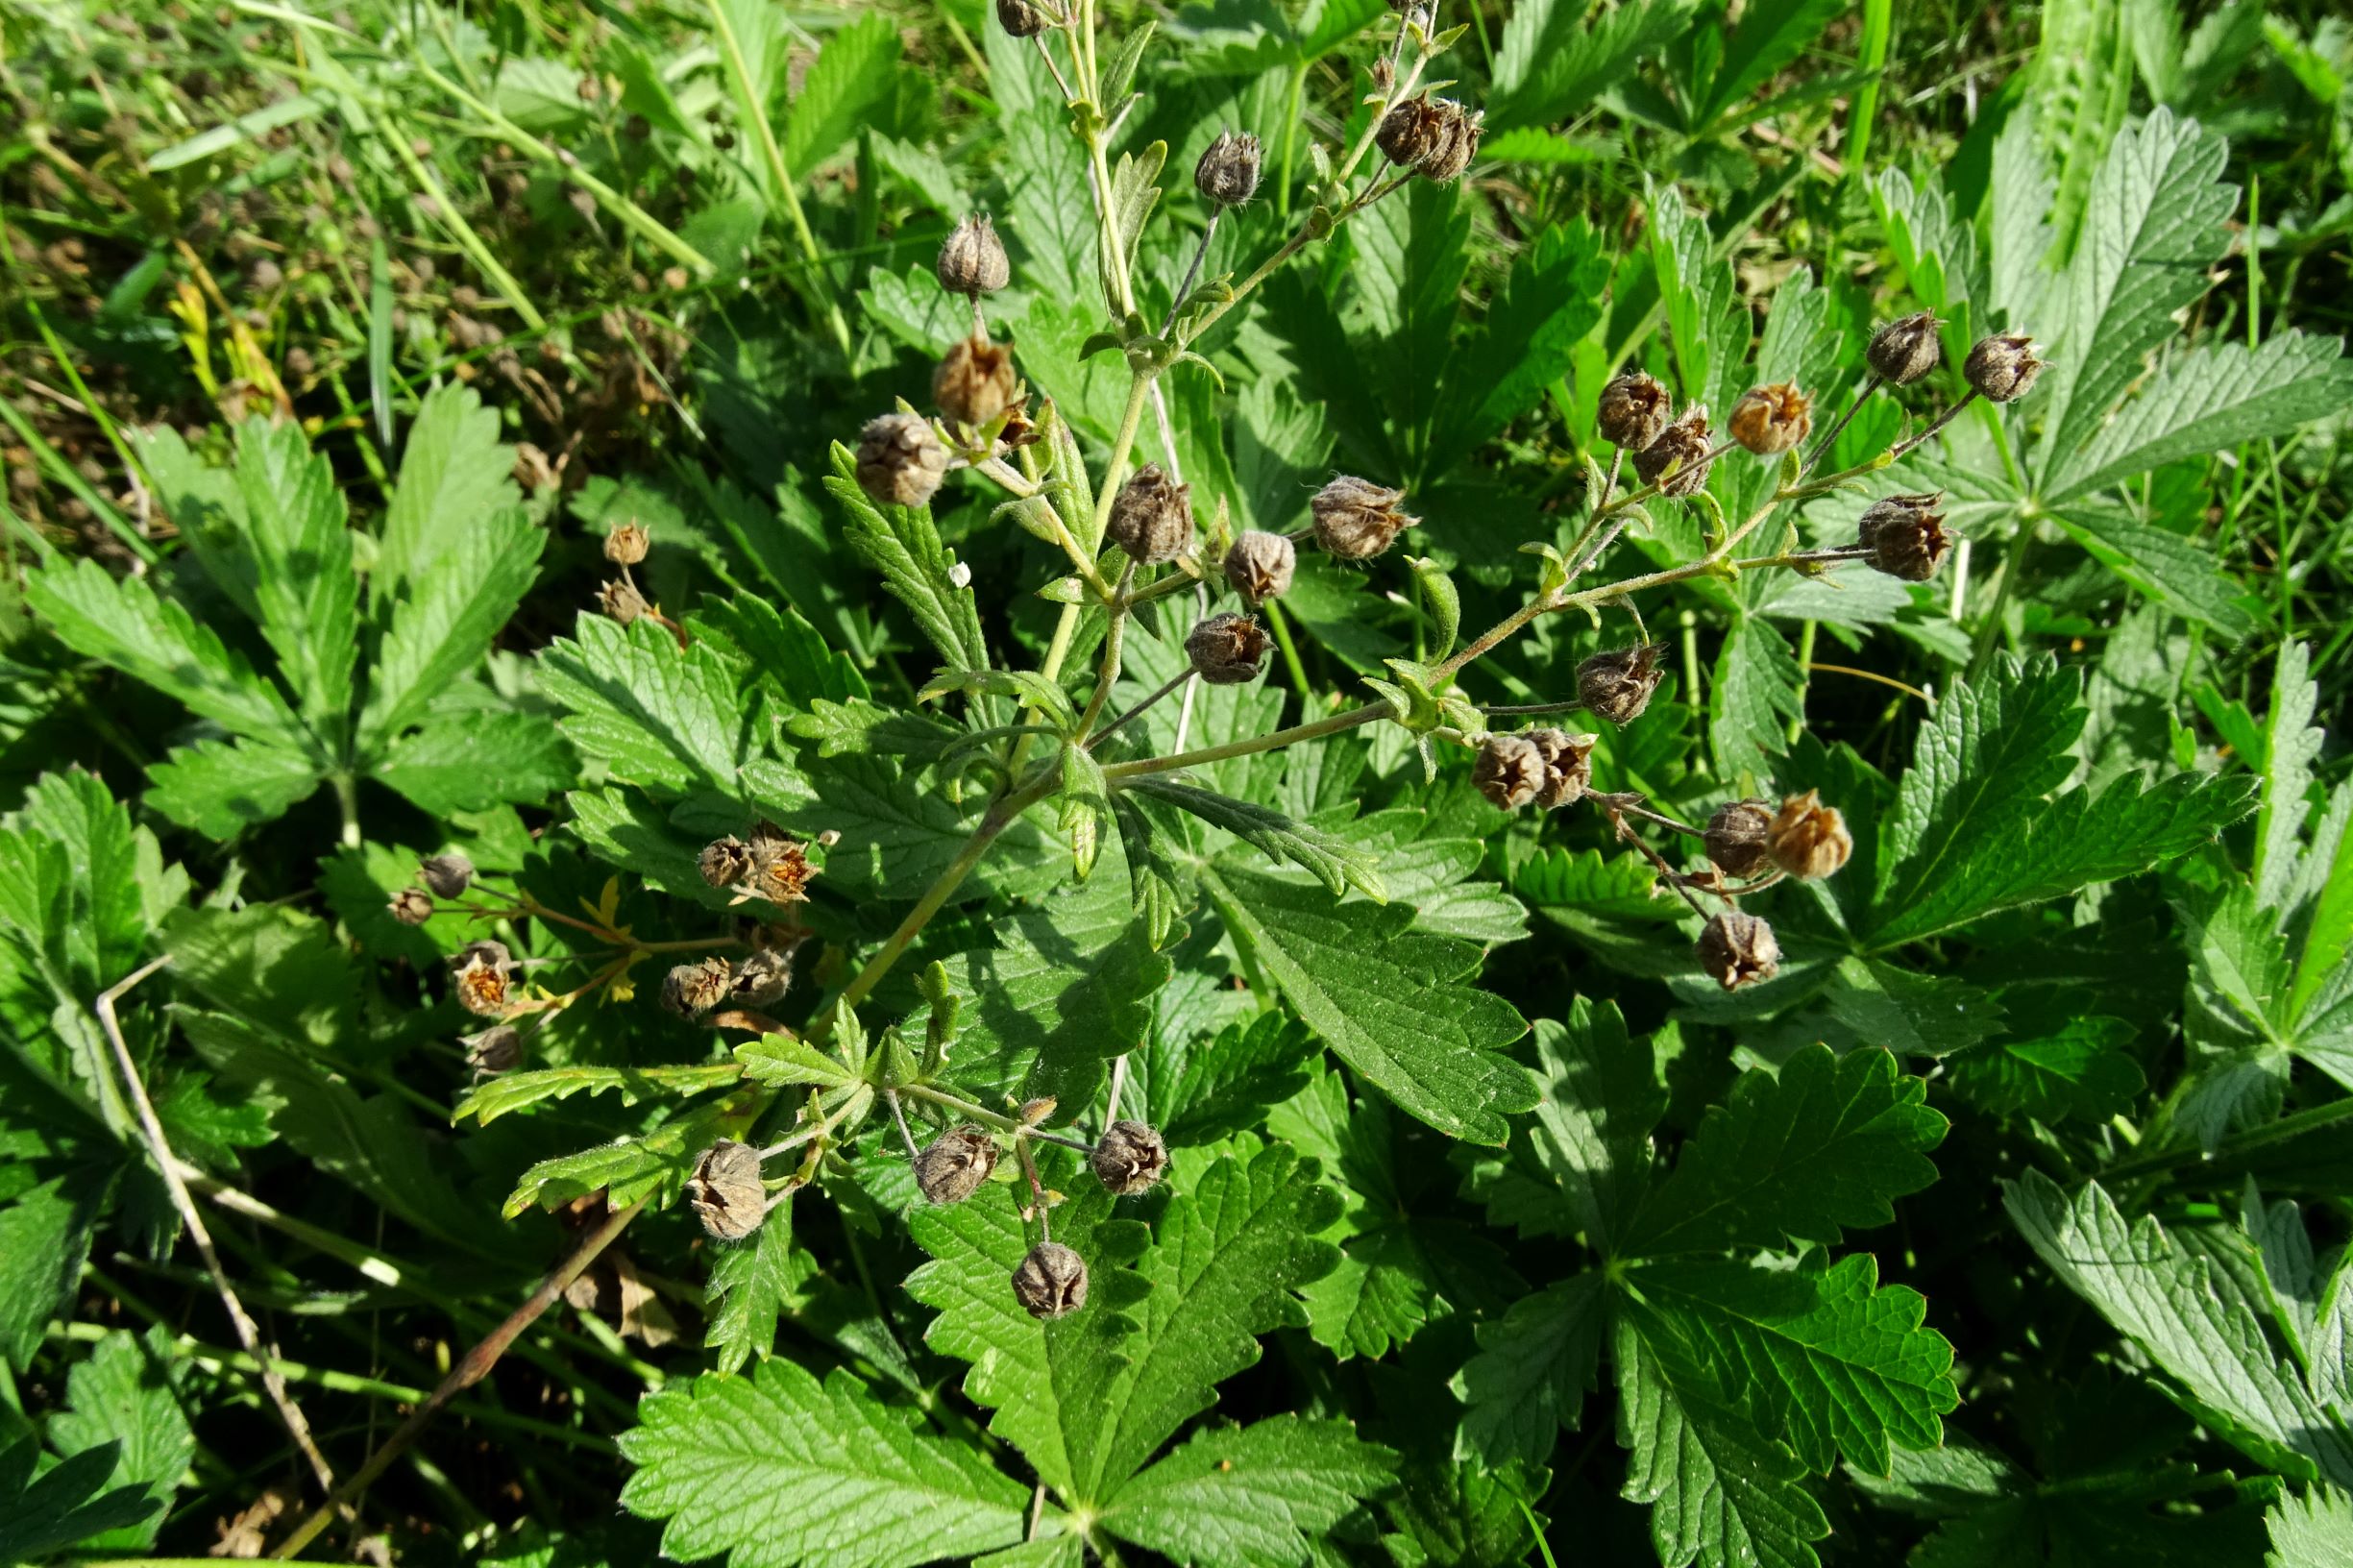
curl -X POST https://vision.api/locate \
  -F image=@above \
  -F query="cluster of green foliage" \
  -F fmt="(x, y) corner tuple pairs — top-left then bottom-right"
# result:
(4, 0), (2353, 1565)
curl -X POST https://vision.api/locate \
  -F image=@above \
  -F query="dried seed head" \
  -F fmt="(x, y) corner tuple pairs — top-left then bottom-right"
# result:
(1703, 799), (1775, 879)
(604, 521), (650, 566)
(1091, 1119), (1169, 1195)
(1186, 613), (1269, 685)
(1697, 911), (1780, 992)
(1597, 371), (1672, 452)
(1633, 406), (1715, 497)
(1867, 311), (1942, 385)
(1474, 733), (1547, 812)
(999, 399), (1042, 450)
(1527, 728), (1598, 810)
(699, 835), (757, 890)
(388, 888), (434, 926)
(662, 957), (736, 1017)
(1107, 464), (1194, 565)
(463, 1024), (524, 1074)
(1311, 476), (1415, 560)
(1223, 529), (1296, 605)
(750, 824), (818, 903)
(451, 941), (514, 1017)
(996, 0), (1049, 37)
(1375, 94), (1483, 182)
(419, 852), (475, 900)
(934, 333), (1019, 429)
(1963, 332), (2046, 403)
(731, 946), (794, 1007)
(599, 576), (649, 626)
(1195, 131), (1263, 207)
(855, 412), (950, 509)
(1766, 790), (1851, 880)
(914, 1126), (998, 1205)
(937, 213), (1011, 296)
(1857, 492), (1951, 582)
(1578, 643), (1667, 725)
(1012, 1241), (1090, 1319)
(1728, 382), (1813, 456)
(687, 1140), (769, 1241)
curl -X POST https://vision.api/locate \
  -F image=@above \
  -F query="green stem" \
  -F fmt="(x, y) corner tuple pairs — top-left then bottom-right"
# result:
(331, 773), (361, 849)
(1101, 703), (1385, 781)
(1263, 598), (1311, 700)
(2100, 1094), (2353, 1184)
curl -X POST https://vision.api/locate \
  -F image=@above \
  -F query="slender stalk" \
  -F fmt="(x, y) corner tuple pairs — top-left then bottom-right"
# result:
(1088, 670), (1189, 749)
(1890, 389), (1978, 460)
(1160, 209), (1219, 336)
(1101, 702), (1386, 781)
(1800, 373), (1882, 478)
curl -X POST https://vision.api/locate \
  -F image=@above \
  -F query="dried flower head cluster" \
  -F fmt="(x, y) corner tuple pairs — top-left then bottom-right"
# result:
(451, 941), (514, 1017)
(1475, 729), (1595, 812)
(1868, 311), (1943, 384)
(697, 823), (818, 906)
(934, 334), (1019, 429)
(1633, 406), (1715, 496)
(687, 1140), (770, 1241)
(1375, 94), (1483, 183)
(1728, 382), (1813, 455)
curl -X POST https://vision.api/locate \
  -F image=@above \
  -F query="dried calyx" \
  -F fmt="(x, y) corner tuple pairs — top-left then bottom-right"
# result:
(731, 945), (794, 1007)
(697, 823), (818, 908)
(937, 213), (1011, 297)
(1728, 382), (1812, 456)
(1964, 333), (2046, 403)
(1223, 529), (1296, 604)
(1186, 613), (1269, 685)
(1195, 131), (1262, 207)
(934, 333), (1019, 429)
(1311, 476), (1415, 560)
(1012, 1241), (1090, 1319)
(995, 0), (1050, 36)
(1375, 93), (1483, 182)
(1633, 406), (1714, 496)
(1528, 729), (1597, 809)
(856, 412), (950, 509)
(1597, 371), (1671, 452)
(915, 1126), (998, 1205)
(599, 576), (650, 626)
(1767, 790), (1851, 880)
(420, 852), (475, 899)
(1703, 799), (1775, 878)
(687, 1140), (770, 1241)
(451, 942), (514, 1017)
(1473, 730), (1593, 812)
(1578, 643), (1667, 725)
(463, 1025), (524, 1074)
(1697, 911), (1779, 992)
(1091, 1120), (1169, 1195)
(1107, 464), (1194, 565)
(604, 522), (650, 566)
(389, 887), (433, 926)
(1857, 492), (1951, 582)
(662, 957), (735, 1017)
(1867, 311), (1943, 385)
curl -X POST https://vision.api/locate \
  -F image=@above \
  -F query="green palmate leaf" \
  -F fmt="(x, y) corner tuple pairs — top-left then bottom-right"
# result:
(2034, 108), (2236, 488)
(1425, 219), (1610, 475)
(28, 557), (309, 751)
(1489, 0), (1696, 130)
(538, 615), (748, 797)
(1123, 776), (1385, 900)
(454, 1064), (747, 1126)
(503, 1090), (760, 1217)
(0, 1438), (164, 1564)
(1632, 1046), (1946, 1257)
(619, 1358), (1028, 1568)
(703, 1195), (800, 1378)
(370, 709), (576, 816)
(1616, 1316), (1829, 1568)
(1099, 1416), (1397, 1568)
(691, 595), (870, 708)
(359, 497), (543, 746)
(46, 1326), (195, 1552)
(2048, 331), (2353, 502)
(232, 417), (358, 731)
(1140, 1010), (1320, 1147)
(1710, 617), (1802, 787)
(4, 769), (182, 996)
(2006, 1172), (2353, 1487)
(0, 1177), (105, 1371)
(373, 384), (523, 600)
(1649, 184), (1751, 423)
(1630, 1253), (1956, 1474)
(782, 12), (897, 174)
(1699, 0), (1846, 126)
(2257, 642), (2327, 919)
(824, 444), (989, 674)
(1942, 1015), (2145, 1123)
(1452, 1272), (1609, 1469)
(2048, 503), (2258, 636)
(1516, 1002), (1669, 1251)
(2267, 1486), (2353, 1567)
(144, 736), (323, 839)
(1202, 861), (1533, 1144)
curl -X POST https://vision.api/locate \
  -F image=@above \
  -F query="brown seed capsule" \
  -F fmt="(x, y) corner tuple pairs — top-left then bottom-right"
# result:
(451, 941), (513, 1017)
(1223, 529), (1296, 605)
(1867, 311), (1942, 385)
(855, 412), (950, 509)
(747, 823), (817, 904)
(1578, 643), (1667, 726)
(1374, 94), (1482, 182)
(1311, 476), (1415, 560)
(604, 521), (650, 566)
(662, 957), (735, 1017)
(1474, 733), (1546, 812)
(731, 946), (794, 1007)
(1728, 382), (1813, 456)
(1857, 492), (1951, 582)
(463, 1024), (524, 1074)
(1091, 1119), (1169, 1195)
(1633, 406), (1715, 497)
(1106, 464), (1194, 565)
(1186, 613), (1269, 685)
(937, 213), (1010, 297)
(599, 577), (649, 626)
(1597, 371), (1672, 452)
(914, 1126), (998, 1204)
(1767, 790), (1851, 880)
(1703, 799), (1775, 879)
(995, 0), (1049, 37)
(1697, 911), (1780, 991)
(419, 852), (475, 900)
(388, 888), (434, 926)
(1195, 131), (1262, 208)
(1527, 728), (1598, 810)
(1012, 1241), (1090, 1319)
(934, 333), (1019, 429)
(687, 1139), (769, 1241)
(1963, 333), (2046, 404)
(699, 835), (756, 891)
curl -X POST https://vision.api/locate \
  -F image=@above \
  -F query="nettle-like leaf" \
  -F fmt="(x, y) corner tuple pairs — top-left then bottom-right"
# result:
(43, 1326), (194, 1553)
